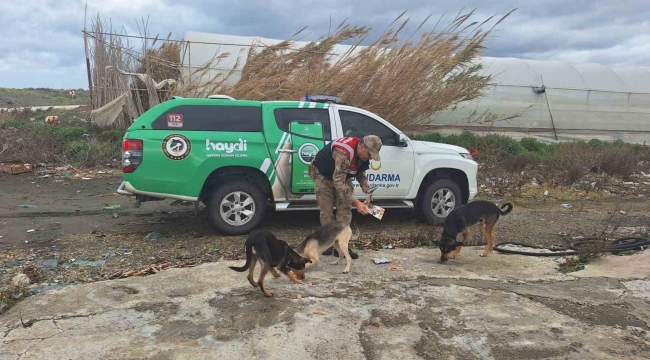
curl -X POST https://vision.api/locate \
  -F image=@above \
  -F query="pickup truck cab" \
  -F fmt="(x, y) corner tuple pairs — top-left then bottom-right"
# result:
(117, 95), (478, 235)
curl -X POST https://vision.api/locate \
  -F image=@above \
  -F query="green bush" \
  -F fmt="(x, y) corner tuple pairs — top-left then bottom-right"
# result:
(64, 141), (91, 161)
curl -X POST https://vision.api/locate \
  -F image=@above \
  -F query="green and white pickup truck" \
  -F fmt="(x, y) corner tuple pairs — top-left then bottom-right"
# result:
(117, 94), (478, 235)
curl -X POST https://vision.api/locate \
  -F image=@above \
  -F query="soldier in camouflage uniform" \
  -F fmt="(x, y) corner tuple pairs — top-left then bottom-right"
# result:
(309, 135), (383, 258)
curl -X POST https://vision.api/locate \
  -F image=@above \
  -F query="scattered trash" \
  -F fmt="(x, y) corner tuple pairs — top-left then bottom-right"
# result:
(73, 260), (106, 267)
(372, 257), (391, 264)
(558, 232), (567, 236)
(382, 245), (394, 249)
(561, 204), (572, 208)
(18, 204), (37, 208)
(0, 161), (34, 175)
(62, 171), (71, 178)
(103, 205), (121, 210)
(82, 177), (92, 180)
(106, 262), (198, 280)
(11, 273), (31, 287)
(623, 182), (634, 185)
(36, 259), (59, 269)
(77, 190), (81, 193)
(26, 229), (35, 233)
(24, 240), (28, 244)
(97, 171), (107, 174)
(102, 252), (116, 259)
(40, 175), (51, 178)
(145, 232), (164, 242)
(307, 296), (316, 301)
(213, 248), (220, 253)
(544, 190), (550, 197)
(620, 210), (627, 215)
(112, 213), (119, 219)
(51, 245), (57, 249)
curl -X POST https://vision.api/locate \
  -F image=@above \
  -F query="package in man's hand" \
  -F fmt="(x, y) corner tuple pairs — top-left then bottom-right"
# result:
(364, 200), (385, 220)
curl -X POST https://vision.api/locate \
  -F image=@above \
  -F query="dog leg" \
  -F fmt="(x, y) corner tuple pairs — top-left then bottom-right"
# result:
(331, 242), (343, 265)
(247, 257), (258, 287)
(281, 269), (303, 284)
(257, 267), (274, 297)
(481, 216), (498, 257)
(270, 268), (281, 278)
(337, 241), (353, 274)
(303, 249), (320, 270)
(448, 230), (468, 259)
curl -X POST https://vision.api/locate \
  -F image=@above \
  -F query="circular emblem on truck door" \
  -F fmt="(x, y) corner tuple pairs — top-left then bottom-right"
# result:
(298, 143), (318, 165)
(162, 134), (192, 160)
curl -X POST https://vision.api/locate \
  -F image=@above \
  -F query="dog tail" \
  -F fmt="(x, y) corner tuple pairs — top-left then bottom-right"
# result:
(350, 226), (360, 241)
(499, 203), (514, 215)
(228, 242), (253, 272)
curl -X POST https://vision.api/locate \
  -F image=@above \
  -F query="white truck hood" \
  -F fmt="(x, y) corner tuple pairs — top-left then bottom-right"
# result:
(409, 140), (470, 155)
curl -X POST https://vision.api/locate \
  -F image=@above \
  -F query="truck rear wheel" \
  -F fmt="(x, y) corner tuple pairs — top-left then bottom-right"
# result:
(417, 179), (462, 225)
(207, 180), (266, 235)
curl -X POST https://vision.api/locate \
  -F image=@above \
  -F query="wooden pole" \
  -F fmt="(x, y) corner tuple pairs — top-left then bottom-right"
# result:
(83, 3), (94, 122)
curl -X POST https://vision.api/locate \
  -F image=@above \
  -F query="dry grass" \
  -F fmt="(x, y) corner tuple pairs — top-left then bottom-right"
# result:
(219, 9), (515, 132)
(600, 145), (637, 180)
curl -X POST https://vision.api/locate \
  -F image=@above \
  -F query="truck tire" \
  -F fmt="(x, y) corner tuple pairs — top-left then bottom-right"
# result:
(207, 180), (267, 235)
(417, 179), (462, 225)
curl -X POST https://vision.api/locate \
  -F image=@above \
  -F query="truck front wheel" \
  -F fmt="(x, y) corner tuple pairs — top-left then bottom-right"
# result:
(417, 179), (462, 225)
(207, 180), (266, 235)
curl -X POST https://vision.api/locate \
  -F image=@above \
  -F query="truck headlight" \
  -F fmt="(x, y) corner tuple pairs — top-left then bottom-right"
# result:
(460, 153), (473, 160)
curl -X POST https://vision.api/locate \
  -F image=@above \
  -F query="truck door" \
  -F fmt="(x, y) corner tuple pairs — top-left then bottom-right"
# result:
(332, 107), (415, 197)
(289, 121), (325, 195)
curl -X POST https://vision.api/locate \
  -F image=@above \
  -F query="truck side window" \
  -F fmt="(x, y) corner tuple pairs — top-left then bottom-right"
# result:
(151, 105), (262, 131)
(273, 108), (332, 140)
(339, 110), (398, 146)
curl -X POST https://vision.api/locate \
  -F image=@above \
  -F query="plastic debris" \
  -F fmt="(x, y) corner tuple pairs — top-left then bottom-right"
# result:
(112, 213), (119, 219)
(382, 245), (394, 249)
(373, 257), (391, 264)
(561, 204), (572, 208)
(52, 245), (57, 249)
(18, 204), (37, 208)
(26, 229), (35, 233)
(145, 232), (164, 241)
(544, 190), (550, 197)
(103, 205), (121, 210)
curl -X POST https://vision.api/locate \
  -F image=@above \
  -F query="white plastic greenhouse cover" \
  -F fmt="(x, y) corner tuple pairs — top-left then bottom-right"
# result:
(181, 31), (650, 143)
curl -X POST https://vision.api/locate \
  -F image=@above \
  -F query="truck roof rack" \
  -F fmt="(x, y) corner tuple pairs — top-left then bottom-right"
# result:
(208, 94), (235, 100)
(300, 94), (342, 104)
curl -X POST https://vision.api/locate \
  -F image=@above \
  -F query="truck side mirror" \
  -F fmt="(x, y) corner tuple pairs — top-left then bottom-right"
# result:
(398, 133), (409, 147)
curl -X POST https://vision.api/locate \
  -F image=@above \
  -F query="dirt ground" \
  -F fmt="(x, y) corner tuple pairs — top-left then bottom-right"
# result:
(1, 171), (650, 290)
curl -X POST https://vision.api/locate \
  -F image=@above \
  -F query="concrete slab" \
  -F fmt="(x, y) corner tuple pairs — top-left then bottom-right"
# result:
(2, 247), (649, 360)
(572, 250), (650, 279)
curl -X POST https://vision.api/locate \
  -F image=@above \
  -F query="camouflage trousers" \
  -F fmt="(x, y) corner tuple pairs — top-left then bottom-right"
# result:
(308, 163), (354, 226)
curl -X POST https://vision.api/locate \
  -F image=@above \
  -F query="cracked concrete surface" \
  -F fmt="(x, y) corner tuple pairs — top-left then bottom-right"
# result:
(2, 247), (650, 360)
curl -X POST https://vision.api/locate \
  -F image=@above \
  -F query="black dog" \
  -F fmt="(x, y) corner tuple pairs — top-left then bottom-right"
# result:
(439, 200), (513, 262)
(229, 230), (311, 297)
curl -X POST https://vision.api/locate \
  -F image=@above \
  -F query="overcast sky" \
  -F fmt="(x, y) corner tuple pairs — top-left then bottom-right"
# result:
(1, 0), (649, 89)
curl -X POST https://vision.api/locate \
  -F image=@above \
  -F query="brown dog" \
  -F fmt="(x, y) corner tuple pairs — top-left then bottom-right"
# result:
(229, 229), (311, 297)
(439, 200), (513, 262)
(293, 221), (359, 274)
